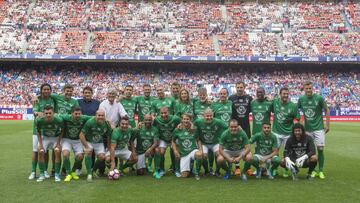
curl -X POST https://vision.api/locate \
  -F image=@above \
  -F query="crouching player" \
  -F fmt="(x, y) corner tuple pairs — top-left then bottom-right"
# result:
(131, 115), (159, 175)
(172, 114), (203, 180)
(250, 122), (280, 179)
(36, 106), (64, 182)
(281, 123), (317, 180)
(61, 106), (92, 182)
(106, 117), (138, 176)
(217, 119), (252, 181)
(79, 110), (112, 181)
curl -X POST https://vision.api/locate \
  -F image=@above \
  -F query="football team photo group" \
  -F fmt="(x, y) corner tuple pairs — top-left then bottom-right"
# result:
(29, 81), (330, 183)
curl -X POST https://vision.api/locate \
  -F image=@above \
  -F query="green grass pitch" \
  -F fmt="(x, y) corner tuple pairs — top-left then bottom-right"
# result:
(0, 121), (359, 203)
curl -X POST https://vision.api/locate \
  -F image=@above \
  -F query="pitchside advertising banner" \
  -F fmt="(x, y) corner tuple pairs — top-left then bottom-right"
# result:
(0, 54), (359, 62)
(0, 107), (359, 122)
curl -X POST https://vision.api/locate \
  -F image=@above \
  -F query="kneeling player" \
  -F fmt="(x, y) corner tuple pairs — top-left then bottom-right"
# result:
(250, 122), (280, 179)
(131, 115), (159, 175)
(80, 110), (112, 181)
(194, 108), (227, 176)
(61, 106), (92, 182)
(172, 114), (203, 180)
(106, 117), (138, 175)
(36, 106), (64, 182)
(217, 119), (252, 181)
(281, 123), (317, 180)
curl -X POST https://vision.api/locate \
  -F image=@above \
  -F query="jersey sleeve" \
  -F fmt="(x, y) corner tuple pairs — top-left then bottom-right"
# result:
(272, 135), (279, 149)
(130, 129), (139, 142)
(242, 131), (249, 145)
(111, 130), (119, 144)
(219, 131), (226, 146)
(153, 127), (160, 141)
(249, 133), (258, 144)
(172, 129), (179, 142)
(81, 120), (91, 134)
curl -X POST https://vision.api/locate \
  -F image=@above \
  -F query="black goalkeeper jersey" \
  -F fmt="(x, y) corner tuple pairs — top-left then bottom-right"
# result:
(229, 94), (253, 137)
(284, 135), (316, 161)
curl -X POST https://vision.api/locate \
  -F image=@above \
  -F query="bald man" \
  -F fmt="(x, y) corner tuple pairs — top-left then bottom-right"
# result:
(79, 110), (113, 181)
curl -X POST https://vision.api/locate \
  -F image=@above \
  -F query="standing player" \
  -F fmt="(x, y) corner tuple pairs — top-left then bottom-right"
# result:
(29, 83), (55, 180)
(153, 107), (181, 177)
(298, 81), (330, 179)
(229, 81), (253, 138)
(172, 114), (203, 180)
(60, 106), (92, 182)
(51, 84), (79, 115)
(174, 89), (194, 119)
(99, 89), (128, 128)
(36, 106), (64, 182)
(120, 85), (137, 128)
(271, 87), (300, 177)
(131, 115), (159, 175)
(217, 119), (252, 181)
(282, 123), (317, 180)
(106, 117), (138, 175)
(251, 87), (272, 135)
(193, 87), (212, 120)
(136, 84), (155, 122)
(212, 88), (232, 125)
(194, 108), (227, 176)
(171, 82), (181, 101)
(152, 86), (175, 116)
(79, 110), (112, 181)
(250, 122), (279, 179)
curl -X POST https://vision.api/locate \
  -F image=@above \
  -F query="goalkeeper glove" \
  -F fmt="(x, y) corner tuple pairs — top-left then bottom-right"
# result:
(295, 154), (308, 167)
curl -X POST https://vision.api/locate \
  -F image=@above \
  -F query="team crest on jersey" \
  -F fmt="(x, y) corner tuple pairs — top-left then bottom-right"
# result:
(201, 105), (205, 108)
(162, 101), (166, 105)
(204, 133), (213, 140)
(297, 143), (302, 146)
(305, 109), (315, 118)
(69, 128), (79, 137)
(276, 112), (286, 121)
(182, 139), (192, 149)
(142, 140), (151, 148)
(259, 105), (262, 109)
(206, 126), (211, 130)
(224, 106), (228, 109)
(255, 112), (264, 121)
(281, 107), (285, 110)
(236, 106), (246, 115)
(47, 125), (52, 128)
(142, 107), (150, 114)
(308, 101), (312, 105)
(221, 113), (230, 122)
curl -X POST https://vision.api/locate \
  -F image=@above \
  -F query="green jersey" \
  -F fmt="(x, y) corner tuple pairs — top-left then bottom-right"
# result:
(51, 94), (79, 114)
(298, 94), (327, 132)
(219, 129), (249, 151)
(60, 114), (92, 140)
(152, 97), (175, 115)
(153, 115), (181, 142)
(194, 118), (227, 145)
(173, 128), (199, 157)
(271, 98), (300, 135)
(32, 96), (56, 134)
(131, 126), (159, 154)
(251, 99), (273, 135)
(36, 116), (64, 137)
(81, 118), (112, 143)
(212, 100), (232, 125)
(193, 98), (211, 120)
(111, 128), (134, 150)
(120, 97), (137, 127)
(174, 101), (194, 119)
(250, 132), (278, 156)
(136, 96), (155, 122)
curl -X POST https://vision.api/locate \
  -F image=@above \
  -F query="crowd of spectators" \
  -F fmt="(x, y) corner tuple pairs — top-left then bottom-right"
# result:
(1, 66), (358, 111)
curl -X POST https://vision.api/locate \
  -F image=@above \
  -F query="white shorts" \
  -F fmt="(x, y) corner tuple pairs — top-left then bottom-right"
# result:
(61, 138), (84, 155)
(39, 136), (59, 151)
(202, 144), (219, 154)
(88, 142), (105, 156)
(306, 130), (325, 147)
(137, 154), (146, 169)
(273, 133), (290, 147)
(158, 140), (171, 149)
(180, 149), (199, 173)
(33, 135), (38, 152)
(223, 149), (245, 158)
(106, 148), (131, 160)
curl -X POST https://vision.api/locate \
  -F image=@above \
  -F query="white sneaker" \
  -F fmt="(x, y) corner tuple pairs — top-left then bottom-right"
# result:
(44, 171), (50, 179)
(175, 171), (182, 178)
(28, 172), (36, 180)
(36, 175), (45, 182)
(75, 169), (81, 176)
(87, 174), (93, 182)
(55, 174), (61, 182)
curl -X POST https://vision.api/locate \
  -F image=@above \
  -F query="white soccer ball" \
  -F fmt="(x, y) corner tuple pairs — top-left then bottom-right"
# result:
(108, 169), (120, 180)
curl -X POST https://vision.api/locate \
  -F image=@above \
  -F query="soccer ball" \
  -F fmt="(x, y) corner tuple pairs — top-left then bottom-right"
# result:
(108, 169), (120, 180)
